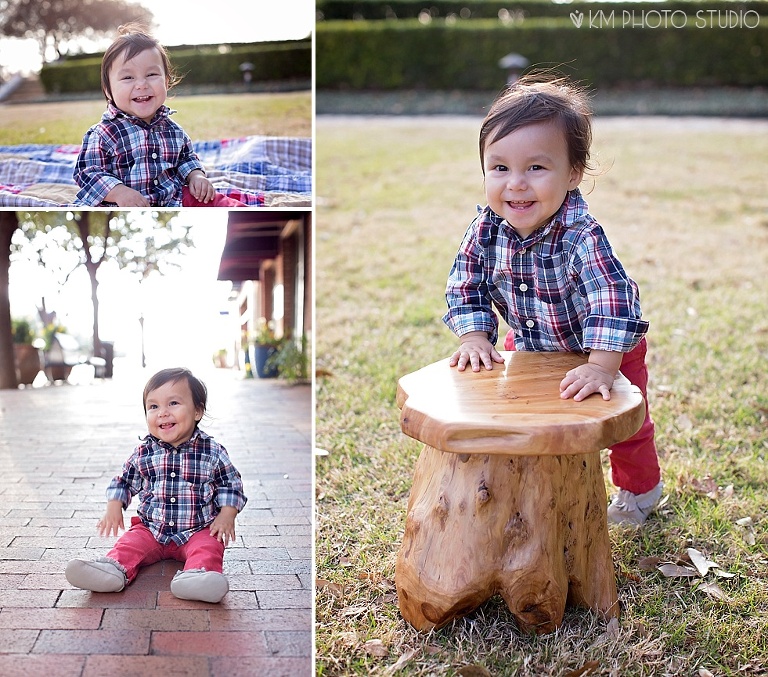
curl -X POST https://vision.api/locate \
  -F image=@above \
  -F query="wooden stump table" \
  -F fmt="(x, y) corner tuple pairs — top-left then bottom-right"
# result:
(395, 352), (646, 634)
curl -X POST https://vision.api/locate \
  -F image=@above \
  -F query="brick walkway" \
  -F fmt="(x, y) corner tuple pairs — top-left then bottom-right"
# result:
(0, 366), (312, 676)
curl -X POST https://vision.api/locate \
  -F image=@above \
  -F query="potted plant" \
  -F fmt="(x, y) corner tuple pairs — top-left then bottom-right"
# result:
(267, 334), (310, 384)
(251, 319), (279, 378)
(12, 318), (42, 386)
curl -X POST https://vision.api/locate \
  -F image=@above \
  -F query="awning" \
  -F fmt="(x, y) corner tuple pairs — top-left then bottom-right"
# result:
(217, 211), (306, 282)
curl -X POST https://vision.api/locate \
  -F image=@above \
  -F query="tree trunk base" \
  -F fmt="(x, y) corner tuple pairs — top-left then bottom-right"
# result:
(396, 445), (618, 634)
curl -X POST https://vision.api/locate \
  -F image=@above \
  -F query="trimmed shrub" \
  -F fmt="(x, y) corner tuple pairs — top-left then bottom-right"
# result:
(316, 19), (768, 89)
(40, 41), (311, 94)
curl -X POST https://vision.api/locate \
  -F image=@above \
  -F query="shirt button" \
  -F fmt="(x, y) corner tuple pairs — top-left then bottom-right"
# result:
(154, 179), (159, 185)
(519, 283), (529, 292)
(170, 472), (176, 478)
(168, 521), (175, 526)
(152, 153), (158, 159)
(525, 319), (535, 328)
(170, 497), (176, 503)
(519, 249), (527, 255)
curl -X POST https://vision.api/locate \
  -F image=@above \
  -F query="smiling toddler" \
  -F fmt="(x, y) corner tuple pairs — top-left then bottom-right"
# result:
(65, 368), (247, 603)
(443, 75), (663, 526)
(73, 24), (243, 207)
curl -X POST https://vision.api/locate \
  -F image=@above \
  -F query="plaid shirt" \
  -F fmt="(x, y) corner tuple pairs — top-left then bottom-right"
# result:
(106, 429), (247, 546)
(73, 103), (204, 207)
(444, 189), (649, 353)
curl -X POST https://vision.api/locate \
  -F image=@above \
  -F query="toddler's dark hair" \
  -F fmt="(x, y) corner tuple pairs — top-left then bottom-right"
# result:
(101, 22), (179, 104)
(479, 74), (594, 175)
(142, 368), (207, 422)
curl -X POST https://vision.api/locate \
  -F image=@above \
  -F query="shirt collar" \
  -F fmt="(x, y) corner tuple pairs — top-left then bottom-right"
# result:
(483, 188), (589, 247)
(103, 102), (175, 126)
(143, 427), (207, 449)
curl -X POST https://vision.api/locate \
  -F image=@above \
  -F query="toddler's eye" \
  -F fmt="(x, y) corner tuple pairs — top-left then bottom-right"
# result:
(493, 164), (508, 172)
(529, 164), (545, 171)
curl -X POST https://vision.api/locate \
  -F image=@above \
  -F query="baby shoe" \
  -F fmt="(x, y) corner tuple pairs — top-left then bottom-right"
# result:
(65, 557), (126, 592)
(170, 568), (229, 603)
(607, 481), (664, 526)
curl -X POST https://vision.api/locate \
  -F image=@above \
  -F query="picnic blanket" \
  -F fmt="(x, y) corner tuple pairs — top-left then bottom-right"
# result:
(0, 136), (312, 208)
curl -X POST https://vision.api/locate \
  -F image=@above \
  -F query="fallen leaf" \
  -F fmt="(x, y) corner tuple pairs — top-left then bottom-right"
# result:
(363, 639), (389, 657)
(713, 568), (737, 579)
(315, 578), (344, 597)
(315, 447), (330, 457)
(687, 548), (720, 577)
(384, 648), (418, 674)
(735, 516), (754, 527)
(676, 414), (693, 430)
(638, 556), (662, 571)
(564, 661), (600, 677)
(658, 563), (699, 578)
(606, 617), (620, 639)
(341, 605), (368, 617)
(699, 669), (715, 677)
(458, 667), (492, 677)
(696, 581), (732, 603)
(722, 484), (734, 498)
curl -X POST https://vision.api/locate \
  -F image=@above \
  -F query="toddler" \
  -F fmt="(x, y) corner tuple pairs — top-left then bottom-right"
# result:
(444, 75), (662, 526)
(65, 368), (247, 603)
(73, 24), (243, 207)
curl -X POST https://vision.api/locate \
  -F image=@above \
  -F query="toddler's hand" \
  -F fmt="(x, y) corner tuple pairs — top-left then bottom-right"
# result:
(107, 184), (150, 207)
(97, 501), (125, 537)
(187, 171), (215, 204)
(449, 331), (505, 372)
(209, 509), (237, 546)
(560, 363), (615, 402)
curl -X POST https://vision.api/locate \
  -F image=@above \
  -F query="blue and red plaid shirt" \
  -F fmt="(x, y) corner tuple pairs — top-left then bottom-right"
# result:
(444, 189), (649, 353)
(73, 103), (204, 207)
(106, 429), (247, 546)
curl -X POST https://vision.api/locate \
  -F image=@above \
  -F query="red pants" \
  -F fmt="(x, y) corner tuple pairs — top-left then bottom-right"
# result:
(181, 186), (246, 207)
(503, 332), (661, 494)
(106, 517), (224, 584)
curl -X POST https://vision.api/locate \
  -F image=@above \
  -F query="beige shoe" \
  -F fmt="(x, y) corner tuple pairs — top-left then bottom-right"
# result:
(608, 482), (664, 526)
(170, 568), (229, 603)
(65, 557), (126, 592)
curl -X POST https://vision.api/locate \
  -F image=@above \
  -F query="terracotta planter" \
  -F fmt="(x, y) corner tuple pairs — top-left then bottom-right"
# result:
(13, 344), (42, 385)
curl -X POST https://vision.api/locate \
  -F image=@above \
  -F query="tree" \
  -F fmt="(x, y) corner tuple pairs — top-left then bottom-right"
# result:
(11, 211), (191, 372)
(0, 212), (19, 389)
(0, 0), (153, 63)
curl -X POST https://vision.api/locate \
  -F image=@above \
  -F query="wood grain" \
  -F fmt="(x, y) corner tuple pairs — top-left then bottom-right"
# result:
(397, 351), (645, 456)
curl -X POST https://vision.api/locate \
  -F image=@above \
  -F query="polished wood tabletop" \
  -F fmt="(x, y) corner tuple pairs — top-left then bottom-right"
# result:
(397, 351), (645, 456)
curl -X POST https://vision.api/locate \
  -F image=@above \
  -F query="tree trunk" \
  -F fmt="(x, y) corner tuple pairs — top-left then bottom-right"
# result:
(75, 212), (103, 357)
(0, 212), (19, 389)
(396, 445), (618, 634)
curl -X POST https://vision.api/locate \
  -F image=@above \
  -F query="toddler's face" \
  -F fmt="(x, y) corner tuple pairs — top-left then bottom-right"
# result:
(483, 121), (583, 239)
(145, 379), (203, 448)
(108, 47), (168, 124)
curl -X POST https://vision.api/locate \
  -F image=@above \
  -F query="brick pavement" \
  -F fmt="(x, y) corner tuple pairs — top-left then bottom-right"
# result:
(0, 366), (312, 676)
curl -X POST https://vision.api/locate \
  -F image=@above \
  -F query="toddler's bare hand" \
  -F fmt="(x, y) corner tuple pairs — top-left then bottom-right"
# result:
(449, 332), (505, 372)
(209, 514), (236, 546)
(188, 173), (215, 203)
(108, 184), (150, 207)
(560, 363), (615, 402)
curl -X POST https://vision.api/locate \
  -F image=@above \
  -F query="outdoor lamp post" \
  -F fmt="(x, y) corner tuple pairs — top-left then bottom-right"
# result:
(239, 62), (255, 84)
(498, 52), (529, 84)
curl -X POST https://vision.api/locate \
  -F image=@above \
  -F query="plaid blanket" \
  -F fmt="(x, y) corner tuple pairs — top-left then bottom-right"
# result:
(0, 136), (312, 207)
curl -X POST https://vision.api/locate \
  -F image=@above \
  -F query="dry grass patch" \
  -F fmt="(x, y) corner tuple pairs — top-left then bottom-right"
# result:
(315, 115), (768, 676)
(0, 91), (311, 144)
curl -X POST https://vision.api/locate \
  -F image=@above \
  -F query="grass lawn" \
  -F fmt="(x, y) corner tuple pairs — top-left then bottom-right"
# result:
(0, 91), (311, 145)
(315, 115), (768, 675)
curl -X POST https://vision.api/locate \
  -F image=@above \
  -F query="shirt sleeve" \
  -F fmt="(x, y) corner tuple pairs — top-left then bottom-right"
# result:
(570, 224), (649, 352)
(105, 447), (143, 509)
(176, 132), (205, 182)
(443, 216), (500, 345)
(73, 127), (123, 205)
(212, 444), (247, 513)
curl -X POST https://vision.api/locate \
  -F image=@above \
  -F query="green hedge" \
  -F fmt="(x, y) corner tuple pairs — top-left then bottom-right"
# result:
(40, 41), (311, 94)
(316, 19), (768, 89)
(317, 0), (768, 20)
